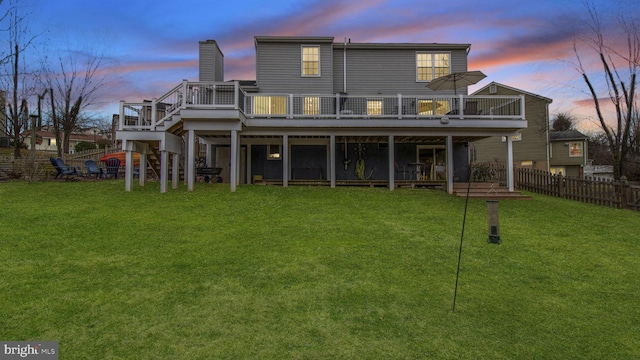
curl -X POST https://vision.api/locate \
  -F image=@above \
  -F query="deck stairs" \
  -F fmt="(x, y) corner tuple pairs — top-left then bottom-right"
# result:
(453, 182), (531, 200)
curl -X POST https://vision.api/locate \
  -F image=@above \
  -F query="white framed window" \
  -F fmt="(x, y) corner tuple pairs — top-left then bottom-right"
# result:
(501, 133), (522, 142)
(367, 99), (382, 115)
(417, 52), (450, 81)
(301, 46), (320, 76)
(304, 96), (319, 115)
(569, 142), (583, 157)
(418, 99), (450, 115)
(267, 144), (281, 160)
(252, 96), (287, 115)
(550, 166), (566, 175)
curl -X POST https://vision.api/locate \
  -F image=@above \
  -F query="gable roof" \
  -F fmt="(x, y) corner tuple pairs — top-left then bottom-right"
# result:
(550, 129), (588, 141)
(473, 82), (553, 104)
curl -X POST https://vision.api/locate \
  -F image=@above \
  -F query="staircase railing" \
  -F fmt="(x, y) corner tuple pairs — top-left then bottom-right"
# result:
(119, 81), (246, 131)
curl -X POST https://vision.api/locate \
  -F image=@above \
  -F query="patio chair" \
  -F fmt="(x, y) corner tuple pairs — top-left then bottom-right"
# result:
(463, 101), (479, 115)
(51, 157), (79, 179)
(84, 159), (103, 179)
(104, 157), (121, 179)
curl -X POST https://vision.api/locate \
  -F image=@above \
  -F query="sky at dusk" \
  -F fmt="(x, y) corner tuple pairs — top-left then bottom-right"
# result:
(18, 0), (640, 132)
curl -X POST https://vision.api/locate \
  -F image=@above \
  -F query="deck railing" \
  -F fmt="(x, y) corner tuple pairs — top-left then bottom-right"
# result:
(243, 93), (524, 120)
(119, 81), (245, 131)
(119, 81), (524, 131)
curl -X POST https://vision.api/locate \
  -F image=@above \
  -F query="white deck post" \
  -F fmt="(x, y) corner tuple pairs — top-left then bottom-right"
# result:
(125, 150), (134, 191)
(230, 130), (238, 192)
(139, 152), (147, 186)
(246, 144), (252, 184)
(187, 129), (196, 191)
(282, 135), (289, 188)
(330, 135), (336, 188)
(506, 136), (514, 191)
(446, 136), (454, 194)
(160, 150), (169, 193)
(389, 135), (395, 191)
(172, 153), (180, 189)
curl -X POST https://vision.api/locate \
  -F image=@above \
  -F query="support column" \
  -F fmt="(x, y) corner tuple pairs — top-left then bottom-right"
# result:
(282, 135), (289, 188)
(506, 136), (514, 192)
(206, 143), (212, 167)
(139, 152), (147, 187)
(172, 153), (180, 189)
(160, 150), (169, 193)
(230, 130), (238, 192)
(187, 129), (196, 191)
(246, 144), (252, 184)
(446, 136), (454, 194)
(125, 150), (134, 192)
(236, 134), (241, 186)
(330, 135), (336, 188)
(388, 135), (395, 191)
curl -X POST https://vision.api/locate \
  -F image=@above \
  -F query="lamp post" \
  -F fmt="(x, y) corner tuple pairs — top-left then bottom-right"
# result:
(93, 129), (97, 149)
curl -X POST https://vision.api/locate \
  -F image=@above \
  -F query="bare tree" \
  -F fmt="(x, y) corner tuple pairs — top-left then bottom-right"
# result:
(1, 0), (37, 158)
(574, 2), (639, 179)
(43, 48), (105, 154)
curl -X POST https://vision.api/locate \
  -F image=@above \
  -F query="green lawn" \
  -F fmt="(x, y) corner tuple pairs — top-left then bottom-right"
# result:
(1, 181), (639, 359)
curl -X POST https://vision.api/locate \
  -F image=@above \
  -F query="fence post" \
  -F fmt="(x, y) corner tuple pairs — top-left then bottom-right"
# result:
(620, 176), (629, 209)
(558, 174), (565, 198)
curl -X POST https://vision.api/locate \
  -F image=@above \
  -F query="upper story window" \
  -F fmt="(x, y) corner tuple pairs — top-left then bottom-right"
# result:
(301, 46), (320, 76)
(417, 52), (450, 82)
(569, 142), (583, 157)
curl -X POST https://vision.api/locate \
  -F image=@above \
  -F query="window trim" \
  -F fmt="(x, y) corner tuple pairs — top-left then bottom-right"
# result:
(416, 51), (451, 82)
(301, 45), (320, 77)
(569, 142), (583, 157)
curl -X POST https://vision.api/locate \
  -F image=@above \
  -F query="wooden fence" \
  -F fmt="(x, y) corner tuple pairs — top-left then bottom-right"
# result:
(0, 147), (120, 181)
(515, 167), (640, 211)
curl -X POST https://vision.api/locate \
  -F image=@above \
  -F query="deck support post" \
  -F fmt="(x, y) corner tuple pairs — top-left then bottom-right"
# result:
(160, 150), (169, 193)
(172, 152), (180, 189)
(506, 136), (514, 192)
(139, 151), (147, 187)
(446, 136), (454, 194)
(187, 129), (196, 191)
(230, 130), (238, 192)
(125, 150), (134, 191)
(330, 135), (336, 188)
(246, 144), (252, 184)
(282, 134), (289, 188)
(389, 135), (395, 191)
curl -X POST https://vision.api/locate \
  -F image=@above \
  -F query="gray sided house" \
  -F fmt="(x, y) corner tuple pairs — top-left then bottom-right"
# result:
(549, 129), (588, 177)
(471, 82), (552, 171)
(116, 37), (527, 193)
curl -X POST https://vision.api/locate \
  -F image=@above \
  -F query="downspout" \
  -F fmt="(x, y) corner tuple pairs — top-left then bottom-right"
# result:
(545, 101), (551, 172)
(343, 38), (347, 93)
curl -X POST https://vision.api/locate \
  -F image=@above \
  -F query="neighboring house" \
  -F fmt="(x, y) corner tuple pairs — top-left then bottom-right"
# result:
(23, 127), (105, 153)
(549, 129), (588, 177)
(117, 37), (528, 193)
(471, 82), (553, 171)
(471, 82), (589, 177)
